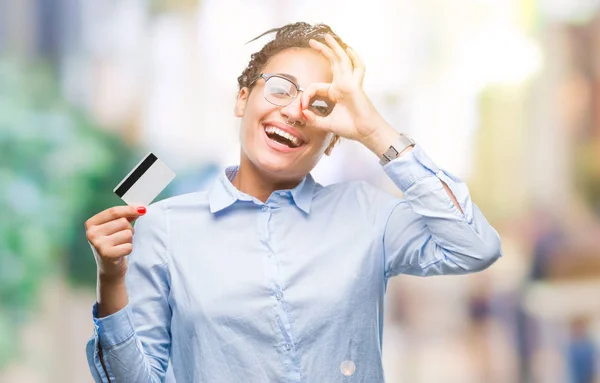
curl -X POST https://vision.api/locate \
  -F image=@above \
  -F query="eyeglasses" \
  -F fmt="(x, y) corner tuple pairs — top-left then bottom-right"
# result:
(249, 73), (336, 117)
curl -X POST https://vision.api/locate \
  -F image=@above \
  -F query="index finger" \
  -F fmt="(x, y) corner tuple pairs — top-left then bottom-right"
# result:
(301, 82), (332, 110)
(86, 205), (146, 228)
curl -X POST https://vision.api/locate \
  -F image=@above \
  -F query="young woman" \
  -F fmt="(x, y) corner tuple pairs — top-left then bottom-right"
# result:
(85, 22), (502, 382)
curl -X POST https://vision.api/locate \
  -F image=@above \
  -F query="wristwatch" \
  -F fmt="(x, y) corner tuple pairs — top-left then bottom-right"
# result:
(379, 133), (415, 166)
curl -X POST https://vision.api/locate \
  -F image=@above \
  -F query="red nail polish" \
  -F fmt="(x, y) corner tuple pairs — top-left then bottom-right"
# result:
(137, 207), (146, 215)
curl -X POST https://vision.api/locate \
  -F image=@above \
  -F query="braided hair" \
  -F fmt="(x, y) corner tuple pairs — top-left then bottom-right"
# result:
(237, 22), (348, 91)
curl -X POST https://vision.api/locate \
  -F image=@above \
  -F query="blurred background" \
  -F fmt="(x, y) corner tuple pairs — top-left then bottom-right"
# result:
(1, 0), (600, 382)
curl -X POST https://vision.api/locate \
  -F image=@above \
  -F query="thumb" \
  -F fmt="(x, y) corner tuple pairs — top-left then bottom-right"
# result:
(302, 109), (329, 132)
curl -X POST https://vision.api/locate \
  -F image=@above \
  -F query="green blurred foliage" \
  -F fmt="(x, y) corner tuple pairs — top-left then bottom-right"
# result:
(0, 59), (136, 367)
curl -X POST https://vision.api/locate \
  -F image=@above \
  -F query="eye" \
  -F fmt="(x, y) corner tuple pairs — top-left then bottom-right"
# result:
(270, 87), (290, 98)
(309, 98), (334, 116)
(266, 77), (295, 99)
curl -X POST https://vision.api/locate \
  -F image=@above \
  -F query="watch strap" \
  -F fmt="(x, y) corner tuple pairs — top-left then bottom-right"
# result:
(379, 133), (415, 166)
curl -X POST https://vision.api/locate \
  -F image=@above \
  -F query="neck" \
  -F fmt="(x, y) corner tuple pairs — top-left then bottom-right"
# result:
(232, 157), (303, 203)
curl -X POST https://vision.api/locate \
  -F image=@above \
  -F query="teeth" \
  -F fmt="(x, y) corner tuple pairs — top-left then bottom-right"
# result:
(265, 126), (301, 146)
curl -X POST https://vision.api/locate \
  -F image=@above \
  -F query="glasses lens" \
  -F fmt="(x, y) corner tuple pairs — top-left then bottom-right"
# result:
(309, 97), (335, 117)
(264, 76), (297, 106)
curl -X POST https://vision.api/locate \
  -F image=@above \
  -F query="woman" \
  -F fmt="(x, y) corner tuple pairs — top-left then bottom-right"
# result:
(85, 22), (502, 382)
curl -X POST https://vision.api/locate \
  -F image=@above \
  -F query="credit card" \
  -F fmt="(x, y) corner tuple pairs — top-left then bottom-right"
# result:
(113, 153), (175, 206)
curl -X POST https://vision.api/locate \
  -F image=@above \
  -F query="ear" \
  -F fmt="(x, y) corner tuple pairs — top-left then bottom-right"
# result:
(234, 87), (250, 117)
(324, 135), (340, 156)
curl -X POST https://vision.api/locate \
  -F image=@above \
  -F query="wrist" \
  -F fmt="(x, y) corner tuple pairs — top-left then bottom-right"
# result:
(98, 270), (126, 285)
(97, 274), (128, 318)
(358, 123), (404, 158)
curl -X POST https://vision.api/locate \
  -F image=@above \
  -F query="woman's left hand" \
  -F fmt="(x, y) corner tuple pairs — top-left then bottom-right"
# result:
(301, 34), (384, 143)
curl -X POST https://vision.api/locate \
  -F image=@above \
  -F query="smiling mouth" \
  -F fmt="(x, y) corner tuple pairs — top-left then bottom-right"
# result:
(264, 125), (305, 148)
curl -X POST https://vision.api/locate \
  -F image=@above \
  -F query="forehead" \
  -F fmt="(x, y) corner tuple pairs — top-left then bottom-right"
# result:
(262, 48), (332, 85)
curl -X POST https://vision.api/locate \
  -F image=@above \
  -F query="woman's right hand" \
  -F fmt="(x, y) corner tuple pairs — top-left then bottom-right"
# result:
(85, 205), (147, 282)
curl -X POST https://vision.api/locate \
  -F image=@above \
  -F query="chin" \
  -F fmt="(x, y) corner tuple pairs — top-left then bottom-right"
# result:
(240, 129), (316, 182)
(253, 155), (306, 180)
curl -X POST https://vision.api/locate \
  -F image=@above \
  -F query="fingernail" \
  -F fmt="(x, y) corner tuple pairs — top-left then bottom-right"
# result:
(137, 207), (147, 215)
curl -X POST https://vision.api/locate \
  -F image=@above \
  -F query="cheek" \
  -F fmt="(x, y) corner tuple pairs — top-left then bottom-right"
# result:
(240, 98), (265, 138)
(244, 93), (276, 127)
(313, 132), (334, 152)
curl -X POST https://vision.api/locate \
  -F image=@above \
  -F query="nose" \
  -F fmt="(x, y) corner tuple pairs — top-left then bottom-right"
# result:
(279, 92), (305, 126)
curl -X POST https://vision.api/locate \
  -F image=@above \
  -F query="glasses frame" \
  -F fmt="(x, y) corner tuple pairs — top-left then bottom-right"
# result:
(249, 73), (306, 108)
(249, 73), (336, 116)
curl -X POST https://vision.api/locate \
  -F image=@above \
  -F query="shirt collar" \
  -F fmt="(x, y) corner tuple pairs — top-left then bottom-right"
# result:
(208, 166), (316, 214)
